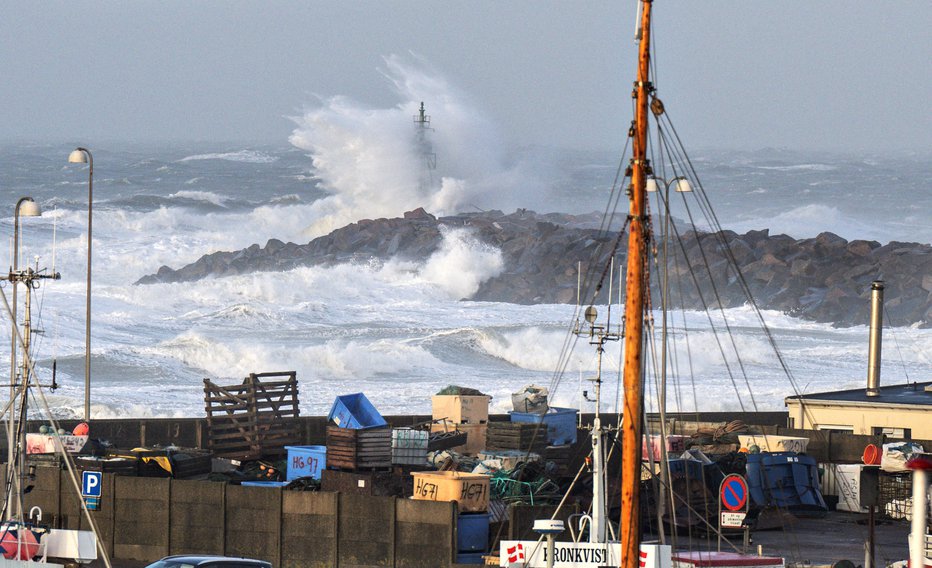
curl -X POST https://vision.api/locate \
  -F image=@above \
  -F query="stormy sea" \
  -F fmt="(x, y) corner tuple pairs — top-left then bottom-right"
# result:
(1, 59), (929, 420)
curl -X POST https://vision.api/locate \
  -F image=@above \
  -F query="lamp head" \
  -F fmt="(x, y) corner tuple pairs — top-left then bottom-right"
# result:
(68, 149), (88, 164)
(584, 305), (598, 324)
(674, 178), (693, 193)
(645, 177), (659, 193)
(17, 198), (42, 217)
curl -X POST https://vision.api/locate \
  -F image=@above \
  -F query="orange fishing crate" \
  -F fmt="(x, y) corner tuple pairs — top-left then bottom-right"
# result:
(411, 470), (489, 512)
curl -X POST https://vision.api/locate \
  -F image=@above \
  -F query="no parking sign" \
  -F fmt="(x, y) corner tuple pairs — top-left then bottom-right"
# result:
(720, 474), (748, 512)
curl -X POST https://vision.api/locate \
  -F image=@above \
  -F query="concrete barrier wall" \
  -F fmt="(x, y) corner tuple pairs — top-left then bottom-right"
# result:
(114, 476), (170, 561)
(225, 484), (282, 565)
(282, 490), (338, 568)
(395, 499), (455, 568)
(171, 479), (225, 556)
(339, 493), (395, 567)
(20, 471), (454, 567)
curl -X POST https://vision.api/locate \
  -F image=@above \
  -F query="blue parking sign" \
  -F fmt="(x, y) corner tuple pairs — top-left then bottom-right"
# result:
(82, 471), (102, 497)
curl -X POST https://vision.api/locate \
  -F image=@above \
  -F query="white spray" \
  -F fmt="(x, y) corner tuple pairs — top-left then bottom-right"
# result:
(288, 54), (545, 237)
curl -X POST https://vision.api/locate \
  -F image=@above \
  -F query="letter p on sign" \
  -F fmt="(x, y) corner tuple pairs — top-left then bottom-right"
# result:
(82, 471), (102, 497)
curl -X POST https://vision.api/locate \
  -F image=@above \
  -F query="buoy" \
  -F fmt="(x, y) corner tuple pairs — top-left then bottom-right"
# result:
(738, 447), (750, 454)
(0, 528), (40, 560)
(862, 443), (881, 465)
(749, 444), (761, 454)
(38, 425), (49, 435)
(72, 422), (89, 436)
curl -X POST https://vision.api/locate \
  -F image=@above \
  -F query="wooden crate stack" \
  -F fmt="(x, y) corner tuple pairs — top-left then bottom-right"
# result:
(431, 395), (490, 456)
(203, 372), (301, 460)
(325, 425), (392, 471)
(486, 422), (548, 455)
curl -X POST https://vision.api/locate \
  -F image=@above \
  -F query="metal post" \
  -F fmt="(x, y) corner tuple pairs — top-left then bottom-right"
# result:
(16, 270), (34, 520)
(866, 281), (883, 397)
(6, 197), (39, 522)
(83, 150), (93, 421)
(910, 466), (928, 568)
(69, 147), (93, 421)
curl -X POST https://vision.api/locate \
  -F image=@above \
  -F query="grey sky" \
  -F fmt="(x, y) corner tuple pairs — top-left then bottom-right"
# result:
(2, 1), (930, 152)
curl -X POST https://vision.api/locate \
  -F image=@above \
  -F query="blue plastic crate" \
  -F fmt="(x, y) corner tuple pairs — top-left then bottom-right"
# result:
(457, 512), (490, 552)
(285, 445), (326, 480)
(455, 551), (485, 564)
(328, 393), (388, 429)
(241, 481), (289, 488)
(509, 407), (578, 445)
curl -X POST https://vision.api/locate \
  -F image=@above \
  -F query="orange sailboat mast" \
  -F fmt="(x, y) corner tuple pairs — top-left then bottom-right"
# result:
(620, 1), (653, 567)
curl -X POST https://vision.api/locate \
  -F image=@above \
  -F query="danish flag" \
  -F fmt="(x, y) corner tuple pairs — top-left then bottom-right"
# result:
(507, 543), (526, 563)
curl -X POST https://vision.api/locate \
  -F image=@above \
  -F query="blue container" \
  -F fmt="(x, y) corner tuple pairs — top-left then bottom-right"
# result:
(509, 407), (578, 445)
(328, 393), (388, 429)
(285, 445), (327, 480)
(746, 452), (827, 517)
(455, 551), (485, 564)
(457, 512), (490, 552)
(241, 481), (289, 488)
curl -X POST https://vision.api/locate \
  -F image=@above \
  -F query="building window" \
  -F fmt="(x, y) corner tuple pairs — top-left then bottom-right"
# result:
(816, 424), (854, 434)
(872, 427), (911, 439)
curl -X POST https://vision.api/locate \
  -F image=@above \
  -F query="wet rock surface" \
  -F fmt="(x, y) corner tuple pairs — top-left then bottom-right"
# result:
(137, 208), (932, 327)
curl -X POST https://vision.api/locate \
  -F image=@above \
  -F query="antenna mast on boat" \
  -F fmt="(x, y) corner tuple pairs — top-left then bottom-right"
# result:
(621, 1), (653, 566)
(574, 300), (620, 545)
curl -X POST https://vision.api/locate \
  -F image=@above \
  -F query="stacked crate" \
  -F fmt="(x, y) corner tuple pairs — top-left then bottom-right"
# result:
(326, 392), (392, 472)
(325, 425), (393, 470)
(486, 422), (548, 455)
(391, 429), (429, 466)
(431, 394), (490, 456)
(411, 469), (491, 563)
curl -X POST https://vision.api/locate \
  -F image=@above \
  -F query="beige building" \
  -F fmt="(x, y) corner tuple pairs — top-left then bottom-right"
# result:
(785, 381), (932, 440)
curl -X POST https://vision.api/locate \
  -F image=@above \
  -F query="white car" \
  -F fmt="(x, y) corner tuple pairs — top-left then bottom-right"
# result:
(145, 555), (272, 568)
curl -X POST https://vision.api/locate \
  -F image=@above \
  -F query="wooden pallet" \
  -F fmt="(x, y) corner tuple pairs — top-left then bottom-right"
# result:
(204, 371), (301, 460)
(326, 425), (392, 470)
(486, 422), (547, 453)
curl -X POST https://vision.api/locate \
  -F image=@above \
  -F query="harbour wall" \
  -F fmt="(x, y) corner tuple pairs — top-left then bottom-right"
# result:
(20, 466), (456, 568)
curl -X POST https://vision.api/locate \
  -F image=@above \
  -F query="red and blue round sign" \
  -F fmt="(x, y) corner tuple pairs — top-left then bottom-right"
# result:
(720, 474), (748, 511)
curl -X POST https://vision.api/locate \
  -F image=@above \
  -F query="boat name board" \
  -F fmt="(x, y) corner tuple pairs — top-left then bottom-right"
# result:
(499, 541), (621, 567)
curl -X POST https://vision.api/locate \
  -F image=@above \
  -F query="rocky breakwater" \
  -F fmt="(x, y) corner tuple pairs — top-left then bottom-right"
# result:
(137, 208), (932, 327)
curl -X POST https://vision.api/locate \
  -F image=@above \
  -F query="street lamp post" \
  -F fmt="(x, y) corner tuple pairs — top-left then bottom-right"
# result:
(68, 148), (93, 421)
(645, 175), (692, 542)
(6, 197), (41, 521)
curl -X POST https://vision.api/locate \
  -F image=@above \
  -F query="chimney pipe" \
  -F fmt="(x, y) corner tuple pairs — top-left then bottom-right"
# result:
(866, 280), (884, 397)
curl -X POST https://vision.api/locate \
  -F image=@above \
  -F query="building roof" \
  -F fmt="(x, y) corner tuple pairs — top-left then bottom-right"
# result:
(785, 381), (932, 406)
